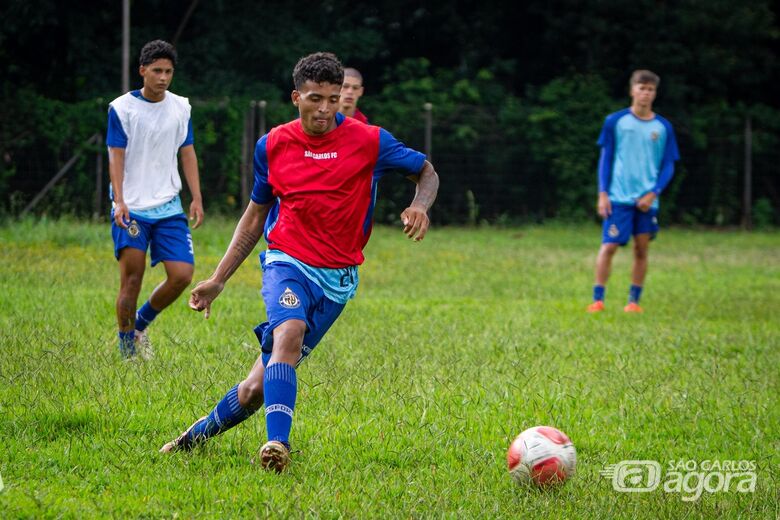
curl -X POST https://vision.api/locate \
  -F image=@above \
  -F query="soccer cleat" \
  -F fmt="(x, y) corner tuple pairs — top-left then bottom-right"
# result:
(586, 301), (605, 313)
(159, 416), (208, 453)
(257, 441), (291, 473)
(135, 330), (154, 360)
(623, 302), (644, 313)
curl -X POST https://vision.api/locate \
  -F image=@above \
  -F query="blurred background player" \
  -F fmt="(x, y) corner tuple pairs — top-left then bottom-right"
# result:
(160, 52), (439, 472)
(339, 67), (368, 123)
(107, 40), (204, 358)
(588, 69), (679, 313)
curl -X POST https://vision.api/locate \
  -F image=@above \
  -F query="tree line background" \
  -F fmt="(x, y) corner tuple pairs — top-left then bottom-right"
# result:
(1, 0), (778, 226)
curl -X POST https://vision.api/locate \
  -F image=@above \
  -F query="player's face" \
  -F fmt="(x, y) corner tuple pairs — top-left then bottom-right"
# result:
(630, 82), (657, 108)
(340, 75), (364, 109)
(139, 58), (174, 98)
(292, 81), (342, 135)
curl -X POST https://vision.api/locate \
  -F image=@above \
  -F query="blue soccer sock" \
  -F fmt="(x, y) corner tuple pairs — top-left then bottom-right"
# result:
(185, 384), (256, 445)
(264, 363), (297, 449)
(118, 330), (135, 357)
(629, 284), (643, 303)
(135, 300), (160, 332)
(593, 285), (605, 302)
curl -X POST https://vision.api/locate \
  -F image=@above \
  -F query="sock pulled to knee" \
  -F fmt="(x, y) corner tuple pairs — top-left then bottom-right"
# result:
(186, 384), (255, 446)
(264, 363), (297, 449)
(593, 285), (605, 302)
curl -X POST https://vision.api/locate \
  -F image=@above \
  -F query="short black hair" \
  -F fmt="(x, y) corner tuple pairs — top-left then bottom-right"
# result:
(292, 52), (344, 90)
(139, 40), (177, 67)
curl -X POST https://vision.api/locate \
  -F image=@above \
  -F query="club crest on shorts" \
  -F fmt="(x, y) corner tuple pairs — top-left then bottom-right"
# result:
(608, 224), (619, 237)
(279, 287), (301, 309)
(127, 220), (140, 238)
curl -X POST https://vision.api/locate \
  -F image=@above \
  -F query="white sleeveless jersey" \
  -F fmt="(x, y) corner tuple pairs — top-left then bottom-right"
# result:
(109, 91), (191, 211)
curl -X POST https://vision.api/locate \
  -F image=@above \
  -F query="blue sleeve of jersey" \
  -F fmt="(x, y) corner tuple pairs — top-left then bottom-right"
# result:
(374, 128), (426, 178)
(250, 135), (273, 204)
(180, 118), (194, 147)
(106, 107), (128, 148)
(596, 117), (615, 192)
(653, 119), (680, 195)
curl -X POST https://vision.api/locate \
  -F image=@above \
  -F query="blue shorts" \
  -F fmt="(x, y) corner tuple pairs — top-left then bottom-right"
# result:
(111, 212), (194, 266)
(253, 261), (346, 367)
(602, 203), (659, 245)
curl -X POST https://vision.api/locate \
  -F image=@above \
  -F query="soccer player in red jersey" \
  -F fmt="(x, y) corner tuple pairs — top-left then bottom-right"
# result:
(160, 52), (439, 472)
(339, 67), (369, 123)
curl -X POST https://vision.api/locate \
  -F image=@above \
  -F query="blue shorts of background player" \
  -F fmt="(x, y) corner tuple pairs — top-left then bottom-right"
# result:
(111, 212), (194, 266)
(601, 202), (659, 246)
(253, 261), (346, 368)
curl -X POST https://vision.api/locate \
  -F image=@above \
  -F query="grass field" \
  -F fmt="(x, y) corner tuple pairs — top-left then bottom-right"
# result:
(0, 217), (778, 518)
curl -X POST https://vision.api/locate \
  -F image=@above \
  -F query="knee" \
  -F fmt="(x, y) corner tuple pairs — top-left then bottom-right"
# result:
(122, 272), (144, 294)
(634, 245), (649, 260)
(273, 320), (306, 356)
(238, 379), (264, 410)
(169, 269), (193, 291)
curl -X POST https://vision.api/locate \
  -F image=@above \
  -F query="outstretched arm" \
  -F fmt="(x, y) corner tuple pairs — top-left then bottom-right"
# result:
(189, 200), (273, 317)
(401, 160), (439, 241)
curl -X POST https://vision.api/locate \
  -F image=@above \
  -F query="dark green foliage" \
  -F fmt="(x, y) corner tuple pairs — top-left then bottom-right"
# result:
(1, 0), (778, 224)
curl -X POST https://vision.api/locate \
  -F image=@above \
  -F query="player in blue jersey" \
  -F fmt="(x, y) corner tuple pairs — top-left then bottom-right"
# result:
(159, 53), (439, 473)
(107, 40), (204, 358)
(587, 70), (680, 313)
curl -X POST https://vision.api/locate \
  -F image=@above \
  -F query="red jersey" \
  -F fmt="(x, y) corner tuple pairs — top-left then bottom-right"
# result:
(352, 108), (369, 124)
(251, 114), (425, 268)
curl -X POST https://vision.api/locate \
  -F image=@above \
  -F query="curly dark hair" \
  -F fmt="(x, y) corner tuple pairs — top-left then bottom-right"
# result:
(292, 52), (344, 90)
(139, 40), (177, 67)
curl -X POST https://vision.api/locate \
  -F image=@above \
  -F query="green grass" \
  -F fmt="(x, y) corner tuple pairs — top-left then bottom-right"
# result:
(0, 217), (778, 518)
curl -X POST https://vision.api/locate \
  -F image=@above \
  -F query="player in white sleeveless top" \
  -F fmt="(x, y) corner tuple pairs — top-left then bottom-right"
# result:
(106, 40), (204, 359)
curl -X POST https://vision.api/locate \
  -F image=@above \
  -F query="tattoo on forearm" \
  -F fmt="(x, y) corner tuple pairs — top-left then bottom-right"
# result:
(220, 228), (261, 276)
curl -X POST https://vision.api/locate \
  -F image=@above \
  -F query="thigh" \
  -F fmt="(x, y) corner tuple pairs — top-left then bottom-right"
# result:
(112, 216), (151, 260)
(602, 204), (634, 246)
(255, 262), (345, 366)
(633, 207), (659, 240)
(149, 215), (194, 266)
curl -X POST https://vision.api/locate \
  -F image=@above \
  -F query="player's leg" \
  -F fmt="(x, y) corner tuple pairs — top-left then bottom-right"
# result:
(135, 216), (194, 352)
(589, 204), (630, 312)
(112, 217), (150, 357)
(624, 207), (658, 312)
(116, 248), (146, 356)
(159, 354), (265, 453)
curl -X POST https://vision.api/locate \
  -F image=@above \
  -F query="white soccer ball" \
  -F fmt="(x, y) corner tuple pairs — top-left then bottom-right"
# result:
(507, 426), (577, 486)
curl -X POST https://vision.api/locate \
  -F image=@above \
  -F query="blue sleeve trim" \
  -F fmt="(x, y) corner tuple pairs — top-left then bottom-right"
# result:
(653, 157), (675, 195)
(106, 106), (128, 148)
(180, 118), (194, 147)
(374, 128), (426, 178)
(598, 147), (613, 193)
(596, 110), (626, 192)
(250, 134), (273, 204)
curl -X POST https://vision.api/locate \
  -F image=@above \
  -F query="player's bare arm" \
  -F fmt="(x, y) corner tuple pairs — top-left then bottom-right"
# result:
(597, 192), (612, 218)
(401, 160), (439, 241)
(189, 200), (273, 316)
(636, 192), (656, 212)
(180, 144), (204, 228)
(108, 147), (129, 228)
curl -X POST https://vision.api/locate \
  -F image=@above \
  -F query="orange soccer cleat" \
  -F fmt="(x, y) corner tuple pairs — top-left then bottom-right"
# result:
(586, 301), (605, 313)
(623, 302), (644, 313)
